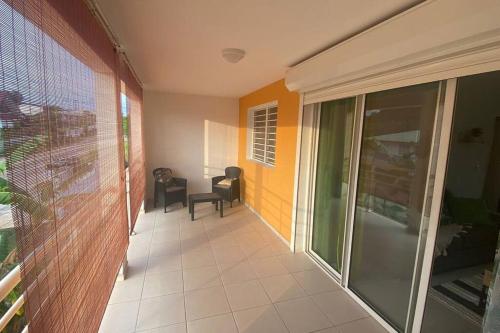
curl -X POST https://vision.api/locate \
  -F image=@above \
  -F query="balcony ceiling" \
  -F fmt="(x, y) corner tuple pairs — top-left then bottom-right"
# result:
(96, 0), (420, 97)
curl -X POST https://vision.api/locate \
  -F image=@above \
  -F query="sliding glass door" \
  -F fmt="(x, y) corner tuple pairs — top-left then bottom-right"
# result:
(420, 71), (500, 333)
(310, 97), (355, 273)
(301, 71), (500, 332)
(348, 83), (440, 331)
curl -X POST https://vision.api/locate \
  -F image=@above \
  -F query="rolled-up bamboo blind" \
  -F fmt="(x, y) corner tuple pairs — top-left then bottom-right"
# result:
(120, 59), (145, 234)
(0, 0), (128, 331)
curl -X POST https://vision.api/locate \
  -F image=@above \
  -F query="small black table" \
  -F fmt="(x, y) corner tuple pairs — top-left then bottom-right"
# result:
(188, 192), (223, 221)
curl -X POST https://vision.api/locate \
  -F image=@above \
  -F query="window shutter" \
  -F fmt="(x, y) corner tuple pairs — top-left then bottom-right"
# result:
(252, 109), (267, 163)
(250, 104), (277, 166)
(265, 107), (277, 165)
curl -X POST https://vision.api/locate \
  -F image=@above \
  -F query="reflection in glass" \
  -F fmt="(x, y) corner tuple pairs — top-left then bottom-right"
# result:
(311, 97), (355, 272)
(349, 83), (439, 330)
(422, 72), (500, 333)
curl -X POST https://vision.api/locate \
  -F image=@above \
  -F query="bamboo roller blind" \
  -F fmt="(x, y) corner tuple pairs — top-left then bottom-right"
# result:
(0, 0), (134, 331)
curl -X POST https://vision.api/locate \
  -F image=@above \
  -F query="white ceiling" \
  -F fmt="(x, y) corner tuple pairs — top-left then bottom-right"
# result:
(96, 0), (420, 97)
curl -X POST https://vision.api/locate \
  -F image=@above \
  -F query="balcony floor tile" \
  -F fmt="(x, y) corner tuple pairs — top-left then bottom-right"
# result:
(100, 203), (388, 333)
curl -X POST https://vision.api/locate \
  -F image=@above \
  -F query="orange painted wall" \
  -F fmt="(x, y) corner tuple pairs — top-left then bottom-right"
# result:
(238, 79), (300, 241)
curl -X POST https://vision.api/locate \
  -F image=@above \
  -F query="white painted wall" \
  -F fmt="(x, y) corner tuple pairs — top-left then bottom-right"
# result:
(143, 91), (239, 200)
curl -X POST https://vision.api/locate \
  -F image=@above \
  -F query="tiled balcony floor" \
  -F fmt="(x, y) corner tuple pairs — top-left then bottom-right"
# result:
(99, 202), (388, 333)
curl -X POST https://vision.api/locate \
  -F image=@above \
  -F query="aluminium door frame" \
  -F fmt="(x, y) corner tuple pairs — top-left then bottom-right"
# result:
(341, 94), (365, 287)
(340, 93), (399, 333)
(300, 78), (459, 333)
(341, 79), (457, 333)
(304, 102), (344, 282)
(404, 81), (446, 331)
(409, 78), (457, 332)
(305, 96), (362, 282)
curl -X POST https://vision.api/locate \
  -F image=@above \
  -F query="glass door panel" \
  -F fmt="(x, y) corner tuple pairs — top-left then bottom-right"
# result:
(421, 71), (500, 333)
(349, 82), (440, 331)
(311, 97), (355, 273)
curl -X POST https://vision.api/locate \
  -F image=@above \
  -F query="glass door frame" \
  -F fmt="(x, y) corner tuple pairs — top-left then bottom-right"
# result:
(305, 101), (341, 280)
(300, 78), (460, 332)
(342, 80), (454, 333)
(406, 78), (459, 332)
(304, 101), (342, 281)
(305, 96), (362, 282)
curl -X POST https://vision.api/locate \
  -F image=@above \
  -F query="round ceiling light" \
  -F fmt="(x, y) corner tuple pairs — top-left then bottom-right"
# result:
(222, 48), (245, 64)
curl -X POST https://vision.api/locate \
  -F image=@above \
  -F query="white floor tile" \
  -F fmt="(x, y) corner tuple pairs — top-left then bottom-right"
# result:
(147, 254), (182, 275)
(184, 285), (231, 320)
(102, 206), (388, 333)
(182, 249), (216, 269)
(224, 280), (270, 311)
(142, 271), (184, 298)
(134, 219), (156, 234)
(337, 318), (388, 333)
(233, 305), (288, 333)
(209, 236), (238, 248)
(99, 300), (140, 333)
(275, 297), (333, 333)
(154, 221), (182, 233)
(212, 245), (247, 264)
(187, 313), (238, 333)
(218, 260), (258, 285)
(180, 237), (211, 252)
(127, 255), (149, 278)
(259, 274), (306, 302)
(293, 269), (341, 295)
(278, 253), (317, 273)
(311, 290), (369, 326)
(183, 265), (222, 291)
(152, 229), (180, 243)
(270, 240), (292, 255)
(137, 323), (187, 333)
(136, 294), (186, 331)
(314, 327), (341, 333)
(150, 240), (181, 257)
(108, 275), (144, 304)
(128, 240), (152, 259)
(180, 228), (206, 240)
(250, 257), (288, 278)
(243, 243), (277, 260)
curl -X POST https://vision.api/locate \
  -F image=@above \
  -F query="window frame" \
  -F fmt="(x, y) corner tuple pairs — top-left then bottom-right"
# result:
(247, 101), (278, 167)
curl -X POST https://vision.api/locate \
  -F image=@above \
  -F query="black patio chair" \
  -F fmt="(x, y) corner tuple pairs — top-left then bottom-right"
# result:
(153, 168), (187, 212)
(212, 166), (241, 208)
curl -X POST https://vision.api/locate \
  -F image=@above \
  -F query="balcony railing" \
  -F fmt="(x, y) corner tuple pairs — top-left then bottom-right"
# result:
(0, 265), (27, 333)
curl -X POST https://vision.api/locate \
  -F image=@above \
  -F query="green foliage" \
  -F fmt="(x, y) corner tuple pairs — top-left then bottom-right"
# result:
(0, 230), (16, 263)
(122, 115), (129, 136)
(0, 161), (10, 206)
(0, 229), (24, 333)
(0, 266), (25, 333)
(9, 135), (47, 165)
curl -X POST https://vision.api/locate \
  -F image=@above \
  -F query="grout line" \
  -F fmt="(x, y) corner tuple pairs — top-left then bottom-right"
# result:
(117, 205), (315, 332)
(255, 276), (292, 333)
(132, 210), (156, 331)
(176, 211), (188, 328)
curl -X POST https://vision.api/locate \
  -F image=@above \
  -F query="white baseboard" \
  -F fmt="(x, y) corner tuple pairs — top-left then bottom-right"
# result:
(243, 202), (291, 250)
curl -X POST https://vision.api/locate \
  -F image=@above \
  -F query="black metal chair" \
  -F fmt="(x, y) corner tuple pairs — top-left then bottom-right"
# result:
(212, 166), (241, 207)
(153, 168), (187, 212)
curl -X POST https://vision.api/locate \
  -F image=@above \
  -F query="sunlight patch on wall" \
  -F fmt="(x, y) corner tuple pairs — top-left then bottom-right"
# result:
(204, 119), (238, 179)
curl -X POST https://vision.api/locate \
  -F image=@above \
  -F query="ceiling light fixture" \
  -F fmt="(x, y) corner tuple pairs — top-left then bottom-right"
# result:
(222, 48), (245, 64)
